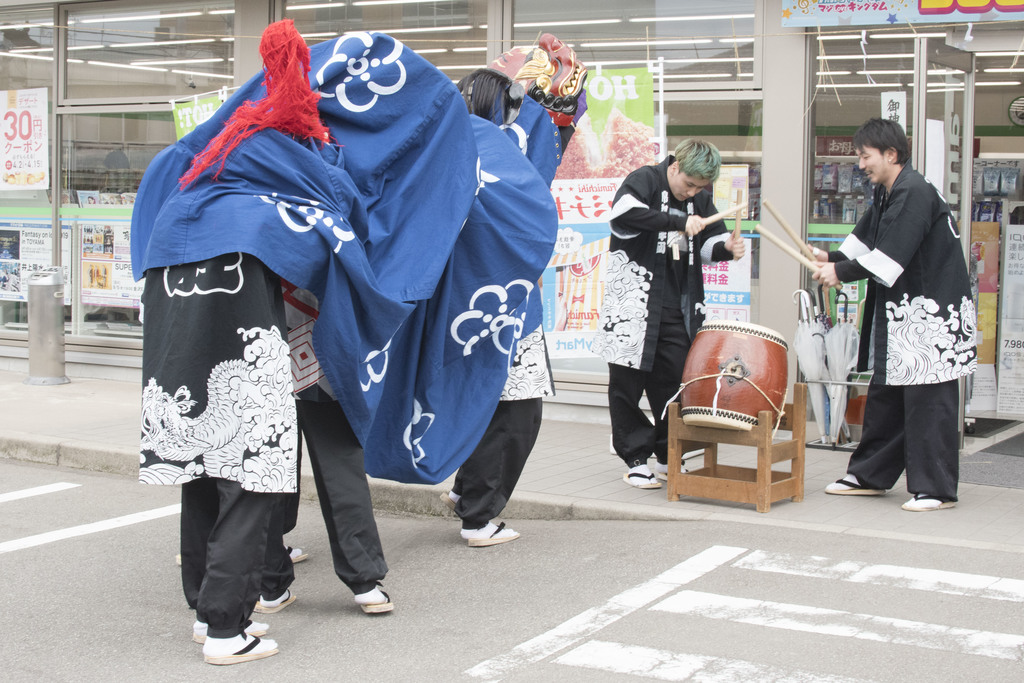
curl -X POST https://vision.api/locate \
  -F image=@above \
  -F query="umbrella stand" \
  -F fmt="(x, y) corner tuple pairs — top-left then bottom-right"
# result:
(792, 289), (829, 445)
(824, 290), (859, 448)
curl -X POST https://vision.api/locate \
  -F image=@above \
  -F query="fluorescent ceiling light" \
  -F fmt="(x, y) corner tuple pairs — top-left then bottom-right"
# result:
(869, 32), (945, 39)
(629, 14), (754, 22)
(208, 10), (235, 15)
(415, 48), (447, 54)
(76, 12), (202, 24)
(354, 0), (451, 5)
(288, 2), (347, 9)
(87, 60), (167, 72)
(817, 82), (902, 88)
(452, 47), (486, 52)
(817, 53), (913, 61)
(817, 70), (851, 76)
(664, 73), (732, 79)
(10, 47), (54, 53)
(68, 44), (106, 51)
(857, 69), (912, 75)
(666, 57), (754, 64)
(977, 80), (1021, 86)
(0, 22), (54, 30)
(985, 67), (1024, 73)
(435, 63), (485, 71)
(514, 19), (622, 28)
(300, 32), (338, 38)
(719, 38), (755, 44)
(0, 51), (53, 61)
(171, 69), (234, 80)
(581, 39), (713, 48)
(381, 25), (472, 34)
(133, 58), (223, 66)
(975, 51), (1024, 57)
(114, 38), (216, 48)
(817, 34), (861, 41)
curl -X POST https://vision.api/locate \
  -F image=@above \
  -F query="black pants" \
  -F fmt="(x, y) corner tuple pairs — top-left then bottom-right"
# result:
(608, 305), (690, 467)
(296, 399), (387, 595)
(846, 379), (960, 501)
(180, 478), (279, 638)
(260, 494), (295, 600)
(452, 397), (543, 530)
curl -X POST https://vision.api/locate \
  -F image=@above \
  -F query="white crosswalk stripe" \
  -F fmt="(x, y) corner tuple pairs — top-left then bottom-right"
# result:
(0, 482), (80, 503)
(652, 590), (1024, 661)
(468, 544), (1024, 680)
(464, 545), (747, 680)
(734, 549), (1024, 602)
(554, 640), (869, 682)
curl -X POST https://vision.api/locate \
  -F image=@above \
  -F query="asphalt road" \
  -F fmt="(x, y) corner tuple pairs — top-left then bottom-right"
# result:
(3, 459), (1023, 682)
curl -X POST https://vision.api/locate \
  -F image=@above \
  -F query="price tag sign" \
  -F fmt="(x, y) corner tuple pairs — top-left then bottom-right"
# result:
(1, 88), (49, 191)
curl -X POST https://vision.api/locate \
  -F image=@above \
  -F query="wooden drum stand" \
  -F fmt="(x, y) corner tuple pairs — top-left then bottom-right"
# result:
(666, 382), (807, 513)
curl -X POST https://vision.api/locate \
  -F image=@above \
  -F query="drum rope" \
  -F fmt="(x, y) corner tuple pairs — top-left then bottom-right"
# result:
(663, 372), (789, 438)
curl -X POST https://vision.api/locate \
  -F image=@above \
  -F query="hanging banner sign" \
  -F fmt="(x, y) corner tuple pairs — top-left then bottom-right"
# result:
(781, 1), (1024, 28)
(172, 94), (225, 140)
(1, 88), (48, 191)
(543, 67), (658, 359)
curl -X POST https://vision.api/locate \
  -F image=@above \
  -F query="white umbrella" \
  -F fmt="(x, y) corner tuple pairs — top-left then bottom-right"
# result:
(792, 289), (829, 444)
(824, 292), (860, 445)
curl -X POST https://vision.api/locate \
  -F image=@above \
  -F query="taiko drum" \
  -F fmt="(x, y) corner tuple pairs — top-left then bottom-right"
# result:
(679, 320), (789, 430)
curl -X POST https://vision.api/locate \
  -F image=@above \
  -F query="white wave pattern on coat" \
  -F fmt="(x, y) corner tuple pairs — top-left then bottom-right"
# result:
(885, 294), (977, 385)
(592, 249), (652, 368)
(140, 326), (297, 492)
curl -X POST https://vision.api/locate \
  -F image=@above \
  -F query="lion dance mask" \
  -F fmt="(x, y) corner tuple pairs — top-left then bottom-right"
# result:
(489, 33), (587, 127)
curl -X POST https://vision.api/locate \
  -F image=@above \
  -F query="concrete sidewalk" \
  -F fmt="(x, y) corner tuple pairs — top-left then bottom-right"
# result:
(3, 369), (1024, 554)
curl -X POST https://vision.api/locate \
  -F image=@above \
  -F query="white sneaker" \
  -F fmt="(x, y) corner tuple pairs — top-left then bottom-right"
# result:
(202, 633), (278, 665)
(461, 522), (520, 547)
(192, 619), (268, 644)
(902, 495), (956, 512)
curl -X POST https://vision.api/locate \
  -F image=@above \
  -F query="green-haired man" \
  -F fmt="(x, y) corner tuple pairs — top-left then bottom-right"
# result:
(593, 139), (746, 489)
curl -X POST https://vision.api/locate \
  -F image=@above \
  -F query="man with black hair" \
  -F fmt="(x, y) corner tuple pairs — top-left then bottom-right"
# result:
(441, 64), (580, 546)
(813, 117), (976, 511)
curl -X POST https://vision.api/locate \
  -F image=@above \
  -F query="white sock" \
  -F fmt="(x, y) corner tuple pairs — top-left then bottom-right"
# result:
(354, 586), (387, 605)
(260, 589), (290, 607)
(628, 463), (654, 478)
(842, 474), (861, 486)
(651, 461), (668, 474)
(447, 491), (461, 505)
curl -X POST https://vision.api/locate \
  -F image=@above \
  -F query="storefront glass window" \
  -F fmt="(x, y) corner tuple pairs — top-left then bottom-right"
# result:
(65, 1), (234, 101)
(285, 0), (489, 79)
(512, 1), (756, 89)
(1, 6), (56, 91)
(59, 112), (175, 340)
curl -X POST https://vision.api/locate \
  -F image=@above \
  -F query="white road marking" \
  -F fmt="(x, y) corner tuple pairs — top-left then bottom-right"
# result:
(653, 590), (1024, 661)
(0, 504), (181, 554)
(554, 640), (870, 682)
(464, 545), (748, 681)
(734, 550), (1024, 603)
(0, 482), (80, 503)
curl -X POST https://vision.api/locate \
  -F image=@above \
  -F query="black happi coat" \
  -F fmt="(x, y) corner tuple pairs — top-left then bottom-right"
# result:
(594, 155), (732, 371)
(833, 164), (976, 385)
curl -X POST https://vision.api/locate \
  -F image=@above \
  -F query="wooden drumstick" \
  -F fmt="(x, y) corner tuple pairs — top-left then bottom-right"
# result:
(762, 199), (816, 262)
(753, 224), (819, 272)
(732, 212), (743, 260)
(699, 204), (744, 228)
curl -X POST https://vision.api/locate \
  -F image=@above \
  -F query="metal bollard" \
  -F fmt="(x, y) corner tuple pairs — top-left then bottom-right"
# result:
(24, 267), (70, 386)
